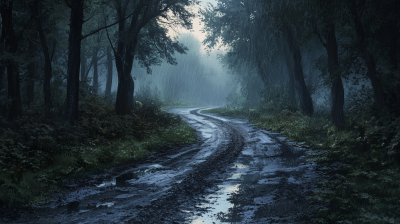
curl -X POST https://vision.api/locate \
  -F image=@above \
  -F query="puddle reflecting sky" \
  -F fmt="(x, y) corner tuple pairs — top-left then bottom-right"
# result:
(187, 184), (240, 224)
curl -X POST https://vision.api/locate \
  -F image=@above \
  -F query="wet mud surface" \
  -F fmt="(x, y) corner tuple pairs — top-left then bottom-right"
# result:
(2, 108), (326, 224)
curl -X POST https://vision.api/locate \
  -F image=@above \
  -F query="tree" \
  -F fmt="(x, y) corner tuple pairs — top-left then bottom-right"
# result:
(105, 45), (113, 96)
(283, 22), (314, 116)
(201, 0), (314, 115)
(107, 0), (195, 115)
(311, 0), (345, 129)
(33, 0), (56, 118)
(65, 0), (84, 125)
(1, 0), (22, 121)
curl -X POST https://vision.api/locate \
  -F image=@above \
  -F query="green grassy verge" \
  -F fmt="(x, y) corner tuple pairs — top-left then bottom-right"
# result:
(202, 107), (400, 224)
(0, 96), (196, 208)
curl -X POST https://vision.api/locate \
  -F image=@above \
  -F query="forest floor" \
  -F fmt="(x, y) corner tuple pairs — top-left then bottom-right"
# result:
(1, 105), (399, 223)
(202, 107), (400, 224)
(1, 107), (327, 224)
(0, 96), (197, 213)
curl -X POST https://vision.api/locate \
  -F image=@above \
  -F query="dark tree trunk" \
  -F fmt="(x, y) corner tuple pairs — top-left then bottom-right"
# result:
(389, 23), (400, 115)
(92, 46), (98, 94)
(65, 0), (84, 125)
(283, 44), (296, 106)
(349, 3), (388, 110)
(324, 24), (345, 129)
(0, 66), (7, 117)
(284, 23), (313, 116)
(1, 1), (21, 121)
(256, 57), (269, 87)
(114, 4), (142, 115)
(27, 39), (36, 105)
(105, 46), (113, 96)
(112, 0), (150, 115)
(115, 41), (136, 115)
(366, 55), (387, 109)
(35, 1), (52, 118)
(80, 39), (86, 81)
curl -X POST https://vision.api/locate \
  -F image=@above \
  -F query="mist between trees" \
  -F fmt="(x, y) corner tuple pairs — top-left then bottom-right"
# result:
(200, 0), (400, 130)
(1, 0), (220, 125)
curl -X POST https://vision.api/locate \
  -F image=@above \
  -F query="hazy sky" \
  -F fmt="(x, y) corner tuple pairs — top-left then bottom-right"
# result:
(170, 0), (218, 47)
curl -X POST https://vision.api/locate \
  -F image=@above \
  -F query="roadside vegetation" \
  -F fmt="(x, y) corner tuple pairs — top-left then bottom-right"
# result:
(200, 0), (400, 222)
(0, 87), (196, 209)
(203, 89), (400, 223)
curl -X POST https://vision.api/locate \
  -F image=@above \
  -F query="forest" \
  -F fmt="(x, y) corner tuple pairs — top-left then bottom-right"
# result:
(0, 0), (400, 223)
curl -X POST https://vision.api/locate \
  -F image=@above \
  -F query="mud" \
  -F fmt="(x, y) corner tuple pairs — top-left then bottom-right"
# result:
(2, 108), (326, 224)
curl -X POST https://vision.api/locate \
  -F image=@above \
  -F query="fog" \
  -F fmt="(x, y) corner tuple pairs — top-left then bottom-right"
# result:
(95, 33), (232, 106)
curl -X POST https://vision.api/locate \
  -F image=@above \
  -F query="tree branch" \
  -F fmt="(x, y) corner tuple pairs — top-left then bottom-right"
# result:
(81, 10), (137, 40)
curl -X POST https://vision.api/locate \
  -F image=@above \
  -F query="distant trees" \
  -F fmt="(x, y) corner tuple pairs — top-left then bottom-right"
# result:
(201, 0), (400, 127)
(201, 0), (314, 116)
(0, 0), (196, 125)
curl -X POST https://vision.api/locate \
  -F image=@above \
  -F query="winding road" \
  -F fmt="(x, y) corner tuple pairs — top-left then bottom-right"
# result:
(8, 108), (325, 224)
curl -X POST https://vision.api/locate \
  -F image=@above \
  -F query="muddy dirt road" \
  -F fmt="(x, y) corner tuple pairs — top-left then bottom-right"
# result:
(5, 108), (325, 224)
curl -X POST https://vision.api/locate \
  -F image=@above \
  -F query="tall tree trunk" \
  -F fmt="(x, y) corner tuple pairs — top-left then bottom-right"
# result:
(389, 22), (400, 115)
(65, 0), (84, 125)
(27, 39), (36, 105)
(80, 39), (86, 81)
(365, 55), (387, 109)
(324, 24), (345, 129)
(284, 23), (313, 116)
(283, 41), (296, 106)
(105, 46), (113, 96)
(92, 45), (98, 94)
(0, 66), (7, 117)
(0, 23), (6, 117)
(1, 1), (21, 121)
(113, 0), (148, 115)
(255, 57), (269, 87)
(349, 3), (388, 110)
(35, 1), (52, 118)
(115, 41), (136, 115)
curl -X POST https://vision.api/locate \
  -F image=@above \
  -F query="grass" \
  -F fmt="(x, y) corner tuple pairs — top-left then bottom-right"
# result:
(0, 97), (197, 209)
(202, 107), (400, 224)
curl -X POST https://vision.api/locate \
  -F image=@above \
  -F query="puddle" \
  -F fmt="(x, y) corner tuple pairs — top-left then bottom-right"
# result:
(96, 201), (115, 208)
(187, 184), (240, 224)
(97, 164), (164, 187)
(232, 163), (249, 169)
(227, 173), (243, 180)
(96, 178), (116, 187)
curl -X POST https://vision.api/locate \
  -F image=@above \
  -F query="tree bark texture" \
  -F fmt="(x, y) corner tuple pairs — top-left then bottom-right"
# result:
(65, 0), (84, 125)
(27, 39), (36, 105)
(1, 1), (22, 121)
(324, 24), (345, 129)
(284, 23), (313, 116)
(105, 46), (113, 96)
(35, 1), (53, 118)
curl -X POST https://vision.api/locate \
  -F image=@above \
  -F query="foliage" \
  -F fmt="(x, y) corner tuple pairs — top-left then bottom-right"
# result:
(0, 94), (196, 208)
(204, 99), (400, 223)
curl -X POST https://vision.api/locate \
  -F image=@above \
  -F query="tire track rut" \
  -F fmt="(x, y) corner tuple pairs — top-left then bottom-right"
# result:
(129, 109), (245, 223)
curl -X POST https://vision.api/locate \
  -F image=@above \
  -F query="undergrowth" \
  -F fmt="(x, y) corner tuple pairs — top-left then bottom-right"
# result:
(202, 106), (400, 224)
(0, 94), (196, 208)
